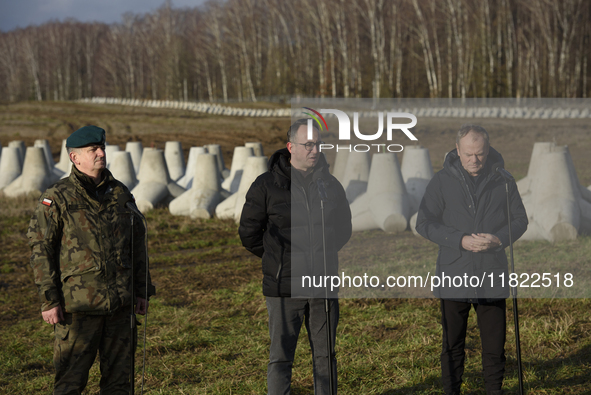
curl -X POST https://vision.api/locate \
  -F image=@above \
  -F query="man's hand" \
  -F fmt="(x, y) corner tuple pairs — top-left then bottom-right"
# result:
(42, 305), (64, 325)
(135, 297), (149, 315)
(461, 233), (502, 252)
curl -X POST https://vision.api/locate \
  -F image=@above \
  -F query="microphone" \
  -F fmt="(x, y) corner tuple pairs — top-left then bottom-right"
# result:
(118, 193), (144, 218)
(492, 163), (515, 181)
(316, 178), (329, 202)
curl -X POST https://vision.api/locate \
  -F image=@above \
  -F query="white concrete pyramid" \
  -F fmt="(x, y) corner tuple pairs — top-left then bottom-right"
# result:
(0, 147), (23, 190)
(34, 139), (55, 170)
(342, 151), (371, 203)
(332, 150), (350, 186)
(169, 153), (222, 219)
(206, 144), (229, 178)
(216, 156), (267, 221)
(350, 153), (411, 233)
(164, 141), (185, 182)
(4, 147), (56, 197)
(8, 140), (25, 167)
(55, 139), (71, 173)
(401, 146), (434, 214)
(177, 147), (207, 188)
(517, 142), (591, 242)
(125, 141), (143, 175)
(109, 151), (138, 190)
(221, 146), (254, 193)
(131, 149), (185, 213)
(105, 144), (121, 169)
(245, 142), (265, 157)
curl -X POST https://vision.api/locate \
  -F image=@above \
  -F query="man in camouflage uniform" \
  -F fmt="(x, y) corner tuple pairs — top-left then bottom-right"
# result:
(28, 125), (155, 394)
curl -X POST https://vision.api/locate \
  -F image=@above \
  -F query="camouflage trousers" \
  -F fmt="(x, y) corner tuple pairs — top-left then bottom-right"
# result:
(53, 309), (136, 395)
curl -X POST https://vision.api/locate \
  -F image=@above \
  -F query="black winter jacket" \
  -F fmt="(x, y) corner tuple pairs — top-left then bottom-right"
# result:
(239, 148), (352, 298)
(415, 147), (528, 301)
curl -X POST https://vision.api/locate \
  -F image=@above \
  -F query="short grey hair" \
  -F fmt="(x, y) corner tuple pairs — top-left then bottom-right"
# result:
(287, 119), (321, 143)
(456, 124), (490, 147)
(67, 146), (79, 164)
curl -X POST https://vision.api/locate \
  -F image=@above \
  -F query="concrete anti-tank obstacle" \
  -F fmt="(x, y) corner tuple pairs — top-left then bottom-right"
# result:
(233, 156), (268, 222)
(528, 147), (579, 242)
(177, 147), (207, 188)
(341, 151), (371, 203)
(8, 141), (25, 167)
(221, 146), (254, 193)
(104, 144), (121, 169)
(517, 142), (591, 242)
(164, 141), (186, 182)
(125, 141), (143, 175)
(131, 149), (186, 213)
(245, 142), (265, 157)
(332, 150), (350, 186)
(205, 144), (229, 179)
(169, 153), (223, 219)
(55, 139), (71, 174)
(109, 151), (138, 190)
(0, 147), (23, 190)
(401, 146), (434, 214)
(216, 156), (268, 221)
(4, 147), (55, 197)
(34, 139), (56, 170)
(350, 153), (411, 233)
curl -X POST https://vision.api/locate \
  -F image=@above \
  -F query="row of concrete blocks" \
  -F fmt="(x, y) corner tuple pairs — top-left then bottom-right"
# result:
(332, 142), (591, 243)
(2, 137), (589, 242)
(0, 138), (270, 224)
(78, 97), (591, 119)
(79, 97), (292, 118)
(293, 107), (590, 119)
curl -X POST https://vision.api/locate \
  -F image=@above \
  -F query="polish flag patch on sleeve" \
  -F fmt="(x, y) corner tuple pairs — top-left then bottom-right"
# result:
(42, 198), (53, 207)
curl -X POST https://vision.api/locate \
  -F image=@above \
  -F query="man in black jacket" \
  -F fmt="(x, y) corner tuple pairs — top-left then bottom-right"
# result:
(416, 125), (527, 395)
(239, 119), (352, 395)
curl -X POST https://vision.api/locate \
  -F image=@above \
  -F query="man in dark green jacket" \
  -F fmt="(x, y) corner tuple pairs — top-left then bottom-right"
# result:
(28, 125), (155, 394)
(416, 125), (527, 395)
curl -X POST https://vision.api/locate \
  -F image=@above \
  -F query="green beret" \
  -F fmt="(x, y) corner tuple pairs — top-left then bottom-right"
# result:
(66, 125), (106, 148)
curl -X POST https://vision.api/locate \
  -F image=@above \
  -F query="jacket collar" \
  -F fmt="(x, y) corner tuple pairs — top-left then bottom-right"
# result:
(443, 146), (505, 182)
(70, 164), (114, 194)
(268, 148), (331, 189)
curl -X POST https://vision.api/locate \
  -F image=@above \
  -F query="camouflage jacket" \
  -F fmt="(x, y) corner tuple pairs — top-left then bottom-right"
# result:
(28, 165), (155, 314)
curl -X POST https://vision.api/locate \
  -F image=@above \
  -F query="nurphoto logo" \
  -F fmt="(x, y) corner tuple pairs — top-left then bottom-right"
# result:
(304, 107), (418, 153)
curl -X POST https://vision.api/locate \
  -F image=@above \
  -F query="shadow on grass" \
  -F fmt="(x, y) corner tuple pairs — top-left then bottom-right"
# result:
(377, 343), (591, 394)
(515, 343), (591, 393)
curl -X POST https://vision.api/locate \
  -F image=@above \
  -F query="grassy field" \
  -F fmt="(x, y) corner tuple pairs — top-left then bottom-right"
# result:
(1, 102), (590, 394)
(1, 196), (590, 394)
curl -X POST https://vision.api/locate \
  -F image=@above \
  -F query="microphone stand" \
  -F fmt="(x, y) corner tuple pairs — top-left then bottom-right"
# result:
(504, 179), (524, 395)
(318, 179), (335, 395)
(130, 214), (136, 395)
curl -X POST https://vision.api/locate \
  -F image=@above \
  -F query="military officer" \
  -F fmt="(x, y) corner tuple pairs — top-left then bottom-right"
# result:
(28, 125), (155, 394)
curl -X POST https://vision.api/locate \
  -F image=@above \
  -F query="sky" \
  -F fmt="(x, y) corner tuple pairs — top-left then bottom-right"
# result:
(0, 0), (208, 32)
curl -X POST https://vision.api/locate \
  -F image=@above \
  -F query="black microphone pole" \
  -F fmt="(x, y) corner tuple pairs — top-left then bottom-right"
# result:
(501, 170), (524, 395)
(121, 195), (151, 395)
(317, 179), (335, 395)
(130, 212), (136, 395)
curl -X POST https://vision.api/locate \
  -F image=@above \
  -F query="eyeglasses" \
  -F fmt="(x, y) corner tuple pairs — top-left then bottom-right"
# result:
(297, 141), (325, 151)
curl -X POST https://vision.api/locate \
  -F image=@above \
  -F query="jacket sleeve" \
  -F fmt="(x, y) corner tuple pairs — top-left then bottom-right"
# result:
(493, 180), (528, 246)
(415, 174), (465, 250)
(27, 193), (63, 312)
(132, 207), (155, 299)
(239, 177), (267, 258)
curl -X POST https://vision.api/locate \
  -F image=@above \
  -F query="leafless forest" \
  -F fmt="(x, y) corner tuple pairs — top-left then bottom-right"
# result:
(0, 0), (589, 103)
